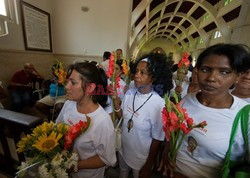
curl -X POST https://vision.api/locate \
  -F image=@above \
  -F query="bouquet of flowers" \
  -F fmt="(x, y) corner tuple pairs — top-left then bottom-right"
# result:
(162, 93), (207, 167)
(107, 52), (121, 124)
(16, 116), (91, 178)
(174, 52), (190, 99)
(52, 60), (67, 85)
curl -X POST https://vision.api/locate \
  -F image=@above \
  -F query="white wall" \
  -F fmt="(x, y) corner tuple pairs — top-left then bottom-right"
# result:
(51, 0), (131, 56)
(0, 0), (131, 56)
(0, 0), (52, 50)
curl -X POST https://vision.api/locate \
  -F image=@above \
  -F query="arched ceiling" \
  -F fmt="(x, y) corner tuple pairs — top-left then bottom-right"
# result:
(129, 0), (243, 58)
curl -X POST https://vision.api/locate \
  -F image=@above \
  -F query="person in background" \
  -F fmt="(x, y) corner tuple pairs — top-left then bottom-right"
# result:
(56, 61), (116, 178)
(159, 43), (249, 178)
(35, 64), (67, 120)
(172, 67), (190, 99)
(110, 53), (173, 178)
(9, 63), (43, 111)
(116, 48), (123, 60)
(0, 80), (7, 108)
(231, 67), (250, 103)
(99, 51), (111, 73)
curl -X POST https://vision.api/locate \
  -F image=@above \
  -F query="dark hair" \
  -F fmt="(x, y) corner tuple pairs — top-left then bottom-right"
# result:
(196, 44), (250, 73)
(116, 59), (123, 71)
(134, 53), (173, 97)
(103, 51), (111, 60)
(66, 61), (108, 108)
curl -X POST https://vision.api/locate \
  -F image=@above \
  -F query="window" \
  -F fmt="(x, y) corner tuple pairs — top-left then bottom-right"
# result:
(202, 14), (210, 22)
(224, 0), (234, 6)
(0, 0), (18, 36)
(0, 0), (7, 16)
(214, 30), (222, 39)
(198, 37), (203, 44)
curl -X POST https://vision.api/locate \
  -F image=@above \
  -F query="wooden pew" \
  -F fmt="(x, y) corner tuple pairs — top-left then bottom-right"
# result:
(0, 108), (43, 177)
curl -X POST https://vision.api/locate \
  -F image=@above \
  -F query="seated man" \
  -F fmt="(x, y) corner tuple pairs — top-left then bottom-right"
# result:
(35, 64), (66, 120)
(9, 63), (43, 111)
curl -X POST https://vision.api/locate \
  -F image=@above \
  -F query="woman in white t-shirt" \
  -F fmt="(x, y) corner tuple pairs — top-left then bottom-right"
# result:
(56, 61), (116, 178)
(111, 53), (173, 178)
(159, 44), (250, 178)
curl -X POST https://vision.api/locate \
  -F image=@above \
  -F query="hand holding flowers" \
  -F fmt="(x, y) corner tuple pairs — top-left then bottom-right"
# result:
(161, 93), (207, 175)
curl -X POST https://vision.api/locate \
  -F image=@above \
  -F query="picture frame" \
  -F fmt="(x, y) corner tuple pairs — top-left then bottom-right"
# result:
(20, 1), (52, 52)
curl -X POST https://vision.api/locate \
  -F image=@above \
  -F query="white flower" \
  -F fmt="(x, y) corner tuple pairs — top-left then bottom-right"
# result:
(39, 163), (51, 177)
(64, 152), (78, 169)
(51, 153), (63, 167)
(54, 167), (68, 178)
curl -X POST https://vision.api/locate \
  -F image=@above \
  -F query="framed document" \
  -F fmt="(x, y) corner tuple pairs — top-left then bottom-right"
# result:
(21, 1), (52, 52)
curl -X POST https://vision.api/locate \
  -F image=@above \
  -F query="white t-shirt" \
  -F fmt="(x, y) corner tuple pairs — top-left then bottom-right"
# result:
(176, 93), (248, 178)
(56, 100), (116, 178)
(119, 87), (165, 170)
(99, 60), (109, 73)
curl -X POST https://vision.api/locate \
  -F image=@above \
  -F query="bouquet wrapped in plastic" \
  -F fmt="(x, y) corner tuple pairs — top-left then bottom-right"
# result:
(16, 116), (91, 178)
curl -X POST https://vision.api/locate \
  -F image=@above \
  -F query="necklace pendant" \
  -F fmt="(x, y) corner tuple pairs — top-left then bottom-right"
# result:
(127, 119), (133, 132)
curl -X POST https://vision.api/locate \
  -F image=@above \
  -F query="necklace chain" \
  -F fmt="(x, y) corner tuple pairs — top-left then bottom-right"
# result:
(127, 91), (153, 132)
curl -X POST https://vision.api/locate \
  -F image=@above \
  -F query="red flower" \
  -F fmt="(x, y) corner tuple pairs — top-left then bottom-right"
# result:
(161, 94), (207, 165)
(178, 52), (190, 68)
(64, 115), (91, 150)
(107, 53), (115, 78)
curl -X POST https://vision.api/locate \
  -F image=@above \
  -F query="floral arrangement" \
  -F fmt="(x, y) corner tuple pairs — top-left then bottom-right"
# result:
(52, 60), (67, 85)
(16, 116), (91, 178)
(121, 59), (131, 85)
(177, 52), (190, 69)
(107, 52), (122, 123)
(162, 93), (207, 167)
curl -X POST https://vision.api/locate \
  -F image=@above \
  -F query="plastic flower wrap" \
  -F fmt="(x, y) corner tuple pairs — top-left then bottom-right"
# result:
(16, 115), (91, 178)
(162, 93), (207, 167)
(52, 60), (67, 85)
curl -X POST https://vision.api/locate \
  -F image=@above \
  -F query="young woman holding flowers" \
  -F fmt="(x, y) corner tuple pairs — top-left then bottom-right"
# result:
(160, 43), (250, 178)
(111, 53), (173, 178)
(56, 61), (116, 178)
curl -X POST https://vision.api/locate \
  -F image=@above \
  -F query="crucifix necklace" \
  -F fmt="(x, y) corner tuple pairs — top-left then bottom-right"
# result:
(127, 91), (153, 132)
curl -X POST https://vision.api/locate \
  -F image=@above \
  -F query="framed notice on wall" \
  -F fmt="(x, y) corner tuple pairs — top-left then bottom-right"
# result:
(21, 1), (52, 52)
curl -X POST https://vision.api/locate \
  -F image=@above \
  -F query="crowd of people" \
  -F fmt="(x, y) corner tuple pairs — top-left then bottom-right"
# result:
(1, 44), (250, 178)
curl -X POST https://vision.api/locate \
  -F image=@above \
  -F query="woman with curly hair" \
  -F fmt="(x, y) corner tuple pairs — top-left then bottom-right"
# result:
(110, 53), (173, 178)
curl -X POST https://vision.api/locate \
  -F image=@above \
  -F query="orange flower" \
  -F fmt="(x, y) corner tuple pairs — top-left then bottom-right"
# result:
(122, 60), (129, 75)
(64, 115), (91, 149)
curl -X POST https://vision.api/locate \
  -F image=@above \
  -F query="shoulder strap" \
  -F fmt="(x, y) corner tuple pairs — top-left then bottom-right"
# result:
(241, 105), (250, 162)
(222, 105), (250, 177)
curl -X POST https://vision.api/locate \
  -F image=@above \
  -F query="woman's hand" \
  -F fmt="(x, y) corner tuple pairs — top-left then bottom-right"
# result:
(107, 84), (118, 99)
(157, 143), (176, 178)
(175, 85), (182, 95)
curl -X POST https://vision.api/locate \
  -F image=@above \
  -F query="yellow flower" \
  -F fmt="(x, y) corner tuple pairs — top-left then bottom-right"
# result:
(122, 60), (129, 75)
(55, 123), (70, 134)
(17, 134), (32, 153)
(32, 131), (62, 153)
(32, 122), (54, 136)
